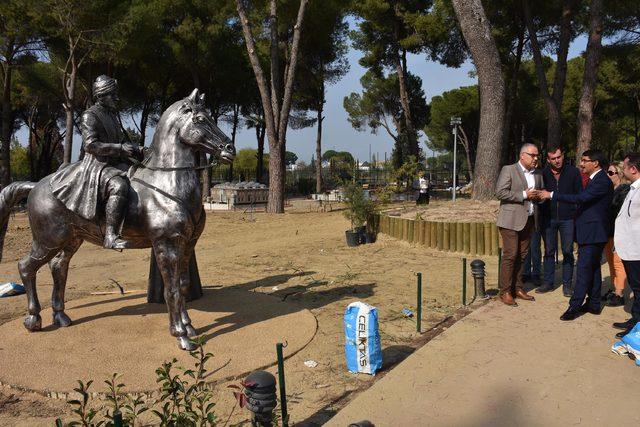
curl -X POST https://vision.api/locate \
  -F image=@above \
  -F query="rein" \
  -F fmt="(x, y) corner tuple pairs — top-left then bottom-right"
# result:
(129, 157), (218, 172)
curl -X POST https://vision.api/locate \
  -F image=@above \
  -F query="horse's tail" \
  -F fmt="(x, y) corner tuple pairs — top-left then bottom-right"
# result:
(0, 181), (37, 263)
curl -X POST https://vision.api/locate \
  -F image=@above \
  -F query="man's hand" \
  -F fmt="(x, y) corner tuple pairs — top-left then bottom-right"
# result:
(525, 188), (539, 201)
(535, 190), (552, 200)
(122, 143), (143, 161)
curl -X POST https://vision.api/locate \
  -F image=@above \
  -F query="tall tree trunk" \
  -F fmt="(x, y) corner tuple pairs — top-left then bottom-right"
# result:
(575, 0), (603, 161)
(502, 26), (525, 166)
(229, 104), (240, 181)
(139, 99), (151, 147)
(236, 0), (308, 213)
(452, 0), (505, 200)
(315, 100), (324, 194)
(458, 126), (474, 182)
(523, 0), (574, 151)
(256, 121), (266, 183)
(395, 46), (418, 159)
(1, 54), (13, 187)
(269, 0), (281, 131)
(634, 93), (639, 151)
(315, 104), (324, 194)
(62, 52), (77, 164)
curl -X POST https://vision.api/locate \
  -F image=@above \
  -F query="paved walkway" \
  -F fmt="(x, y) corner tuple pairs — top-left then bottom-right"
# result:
(328, 289), (640, 427)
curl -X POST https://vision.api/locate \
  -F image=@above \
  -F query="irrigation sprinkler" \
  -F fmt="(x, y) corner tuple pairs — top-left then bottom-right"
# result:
(471, 259), (487, 299)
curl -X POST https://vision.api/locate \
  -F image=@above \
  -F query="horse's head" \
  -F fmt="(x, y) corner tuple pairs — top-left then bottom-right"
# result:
(177, 89), (235, 164)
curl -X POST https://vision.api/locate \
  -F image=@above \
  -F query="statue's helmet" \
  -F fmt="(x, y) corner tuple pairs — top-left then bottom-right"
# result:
(93, 75), (118, 99)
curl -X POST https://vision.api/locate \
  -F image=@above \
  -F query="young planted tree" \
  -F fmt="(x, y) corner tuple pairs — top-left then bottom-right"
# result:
(236, 0), (309, 213)
(451, 0), (505, 200)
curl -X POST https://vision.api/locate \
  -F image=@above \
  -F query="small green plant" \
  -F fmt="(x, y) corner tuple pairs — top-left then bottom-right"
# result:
(68, 380), (103, 427)
(394, 155), (423, 191)
(62, 337), (219, 426)
(342, 181), (369, 230)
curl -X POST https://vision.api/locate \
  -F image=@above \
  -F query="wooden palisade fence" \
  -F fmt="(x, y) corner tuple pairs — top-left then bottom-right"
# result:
(377, 214), (500, 256)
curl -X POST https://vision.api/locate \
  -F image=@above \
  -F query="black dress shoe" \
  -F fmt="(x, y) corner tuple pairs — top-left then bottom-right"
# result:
(535, 284), (554, 294)
(605, 293), (625, 307)
(613, 319), (636, 330)
(616, 327), (634, 339)
(580, 304), (601, 315)
(560, 308), (583, 321)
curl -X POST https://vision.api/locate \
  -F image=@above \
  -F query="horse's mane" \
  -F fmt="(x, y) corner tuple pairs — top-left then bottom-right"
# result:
(134, 92), (206, 172)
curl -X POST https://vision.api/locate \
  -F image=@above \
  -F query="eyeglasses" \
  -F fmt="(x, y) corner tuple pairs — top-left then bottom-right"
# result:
(523, 152), (539, 158)
(607, 170), (618, 176)
(581, 158), (596, 163)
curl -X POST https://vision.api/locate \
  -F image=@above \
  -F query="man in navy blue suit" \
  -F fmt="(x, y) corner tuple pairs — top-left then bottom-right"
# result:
(537, 149), (614, 321)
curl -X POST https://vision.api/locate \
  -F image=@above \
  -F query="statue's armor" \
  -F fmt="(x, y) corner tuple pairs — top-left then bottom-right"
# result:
(50, 103), (129, 221)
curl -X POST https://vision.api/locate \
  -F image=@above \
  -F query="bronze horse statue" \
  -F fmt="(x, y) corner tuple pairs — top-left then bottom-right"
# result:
(0, 89), (235, 350)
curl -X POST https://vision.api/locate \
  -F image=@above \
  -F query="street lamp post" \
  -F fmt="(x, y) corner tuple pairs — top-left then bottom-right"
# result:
(450, 117), (462, 201)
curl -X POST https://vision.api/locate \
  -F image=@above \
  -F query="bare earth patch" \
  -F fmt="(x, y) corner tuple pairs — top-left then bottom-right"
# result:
(0, 206), (498, 426)
(390, 198), (500, 222)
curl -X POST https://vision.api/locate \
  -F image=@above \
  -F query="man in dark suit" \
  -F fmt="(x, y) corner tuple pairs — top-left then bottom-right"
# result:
(538, 149), (614, 321)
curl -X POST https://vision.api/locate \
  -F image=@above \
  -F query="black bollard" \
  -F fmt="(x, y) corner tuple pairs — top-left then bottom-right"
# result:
(470, 259), (487, 299)
(244, 370), (278, 427)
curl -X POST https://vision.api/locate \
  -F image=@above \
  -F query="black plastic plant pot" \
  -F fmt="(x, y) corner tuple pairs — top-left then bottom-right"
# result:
(365, 232), (377, 244)
(345, 230), (361, 247)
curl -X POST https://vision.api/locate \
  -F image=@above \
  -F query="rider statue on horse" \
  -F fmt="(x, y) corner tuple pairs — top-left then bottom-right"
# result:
(50, 75), (143, 249)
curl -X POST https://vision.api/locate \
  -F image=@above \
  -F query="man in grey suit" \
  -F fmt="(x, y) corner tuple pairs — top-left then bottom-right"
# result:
(495, 143), (544, 306)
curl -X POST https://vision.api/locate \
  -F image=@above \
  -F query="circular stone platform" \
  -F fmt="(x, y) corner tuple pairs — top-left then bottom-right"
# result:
(0, 288), (317, 397)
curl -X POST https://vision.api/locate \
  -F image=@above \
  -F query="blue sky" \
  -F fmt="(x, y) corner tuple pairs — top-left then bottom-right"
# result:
(16, 32), (588, 164)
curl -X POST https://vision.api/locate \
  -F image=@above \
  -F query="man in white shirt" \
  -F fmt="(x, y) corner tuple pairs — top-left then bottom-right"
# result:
(613, 152), (640, 337)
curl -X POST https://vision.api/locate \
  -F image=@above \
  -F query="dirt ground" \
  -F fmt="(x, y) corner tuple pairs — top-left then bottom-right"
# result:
(0, 203), (498, 426)
(392, 198), (501, 222)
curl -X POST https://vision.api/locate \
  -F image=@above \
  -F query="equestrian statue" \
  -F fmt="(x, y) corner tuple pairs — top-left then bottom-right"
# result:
(0, 76), (235, 350)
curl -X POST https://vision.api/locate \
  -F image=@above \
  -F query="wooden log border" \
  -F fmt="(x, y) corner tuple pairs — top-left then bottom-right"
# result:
(377, 214), (500, 256)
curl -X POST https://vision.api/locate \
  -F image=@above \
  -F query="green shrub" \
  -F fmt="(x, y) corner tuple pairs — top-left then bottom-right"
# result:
(62, 337), (219, 426)
(342, 181), (378, 232)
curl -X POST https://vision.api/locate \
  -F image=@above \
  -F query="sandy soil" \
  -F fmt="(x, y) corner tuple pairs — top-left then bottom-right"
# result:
(391, 198), (501, 222)
(0, 205), (498, 426)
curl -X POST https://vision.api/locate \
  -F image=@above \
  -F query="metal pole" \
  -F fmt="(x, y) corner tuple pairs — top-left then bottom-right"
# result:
(416, 272), (422, 333)
(462, 258), (467, 305)
(276, 343), (288, 427)
(452, 124), (458, 202)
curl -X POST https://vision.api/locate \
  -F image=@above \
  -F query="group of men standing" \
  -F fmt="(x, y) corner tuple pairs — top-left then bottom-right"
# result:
(496, 144), (640, 338)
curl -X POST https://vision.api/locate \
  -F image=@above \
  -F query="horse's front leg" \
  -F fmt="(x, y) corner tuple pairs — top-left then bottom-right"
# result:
(179, 270), (197, 338)
(153, 238), (195, 351)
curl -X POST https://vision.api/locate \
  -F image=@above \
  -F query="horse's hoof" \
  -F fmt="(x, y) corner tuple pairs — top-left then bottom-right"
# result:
(185, 324), (197, 337)
(177, 336), (197, 351)
(24, 314), (42, 332)
(52, 311), (72, 327)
